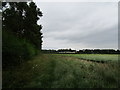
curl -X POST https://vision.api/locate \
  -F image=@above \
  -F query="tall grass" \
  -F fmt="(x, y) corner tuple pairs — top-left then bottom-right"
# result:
(2, 54), (119, 88)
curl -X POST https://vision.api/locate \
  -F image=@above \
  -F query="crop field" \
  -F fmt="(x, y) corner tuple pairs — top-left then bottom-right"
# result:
(55, 54), (119, 62)
(3, 54), (120, 88)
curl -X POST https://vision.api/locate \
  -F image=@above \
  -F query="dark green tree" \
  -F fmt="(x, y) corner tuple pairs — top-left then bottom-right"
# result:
(23, 2), (43, 49)
(2, 2), (43, 49)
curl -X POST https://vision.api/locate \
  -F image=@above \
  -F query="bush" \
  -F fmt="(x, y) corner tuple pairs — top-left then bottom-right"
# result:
(2, 30), (38, 68)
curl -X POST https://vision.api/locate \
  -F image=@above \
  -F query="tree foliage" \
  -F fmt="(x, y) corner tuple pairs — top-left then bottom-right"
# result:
(2, 2), (43, 49)
(2, 30), (37, 68)
(2, 2), (43, 68)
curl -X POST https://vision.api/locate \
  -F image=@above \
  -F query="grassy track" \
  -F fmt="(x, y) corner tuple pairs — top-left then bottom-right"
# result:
(3, 54), (119, 88)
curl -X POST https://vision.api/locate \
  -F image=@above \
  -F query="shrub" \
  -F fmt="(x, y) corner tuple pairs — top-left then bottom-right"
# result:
(2, 30), (38, 68)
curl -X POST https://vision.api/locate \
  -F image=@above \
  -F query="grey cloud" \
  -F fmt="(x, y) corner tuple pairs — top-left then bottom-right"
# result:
(53, 25), (117, 48)
(35, 2), (118, 50)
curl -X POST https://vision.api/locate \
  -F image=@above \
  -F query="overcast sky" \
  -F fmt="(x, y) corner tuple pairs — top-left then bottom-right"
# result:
(33, 1), (118, 50)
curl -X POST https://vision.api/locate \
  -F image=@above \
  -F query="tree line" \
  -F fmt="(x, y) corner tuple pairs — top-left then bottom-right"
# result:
(42, 49), (120, 54)
(2, 2), (43, 69)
